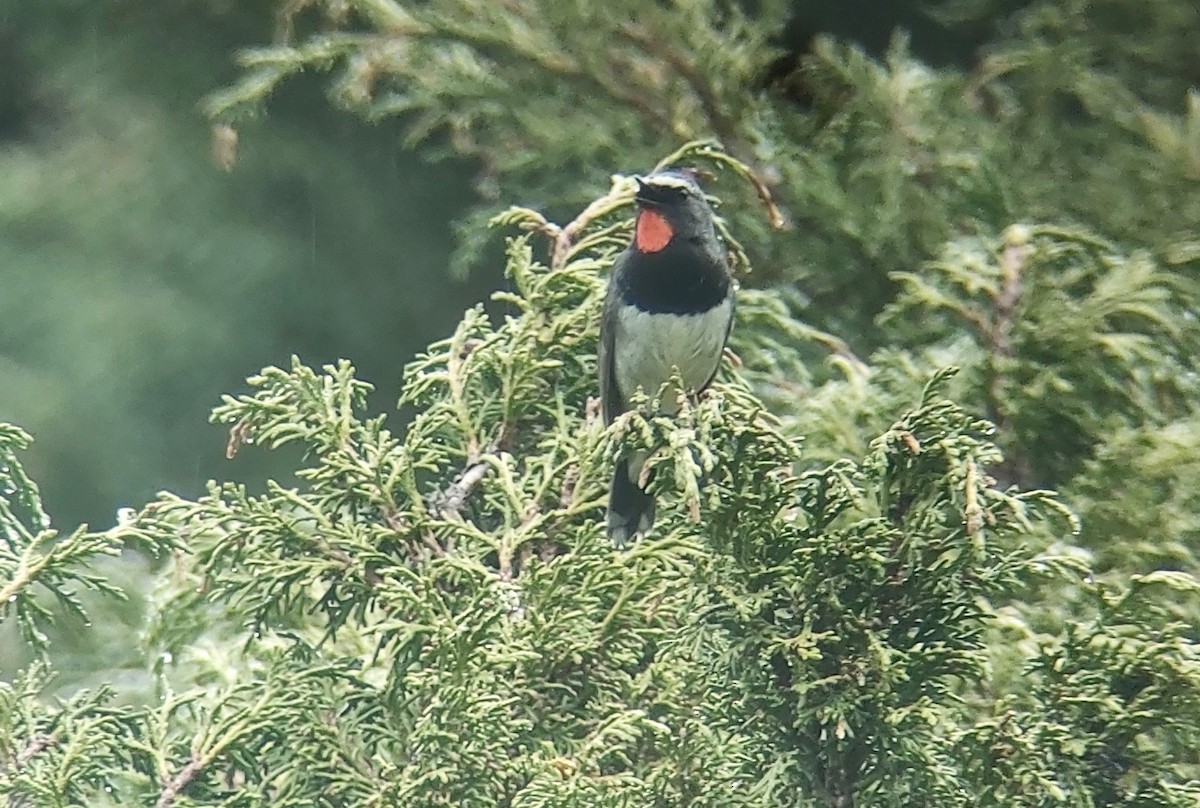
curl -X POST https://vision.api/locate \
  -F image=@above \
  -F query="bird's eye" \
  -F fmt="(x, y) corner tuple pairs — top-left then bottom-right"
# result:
(637, 181), (689, 205)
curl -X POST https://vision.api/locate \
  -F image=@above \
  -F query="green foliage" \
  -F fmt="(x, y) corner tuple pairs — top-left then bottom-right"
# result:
(204, 0), (797, 284)
(207, 0), (1200, 341)
(1068, 420), (1200, 575)
(3, 171), (1199, 806)
(960, 574), (1200, 805)
(0, 0), (478, 531)
(886, 224), (1198, 487)
(745, 218), (1199, 595)
(204, 0), (790, 198)
(4, 0), (1200, 803)
(0, 664), (136, 806)
(0, 426), (128, 651)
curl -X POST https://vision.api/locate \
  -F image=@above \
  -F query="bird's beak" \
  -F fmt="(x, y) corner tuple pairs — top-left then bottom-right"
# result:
(633, 177), (657, 206)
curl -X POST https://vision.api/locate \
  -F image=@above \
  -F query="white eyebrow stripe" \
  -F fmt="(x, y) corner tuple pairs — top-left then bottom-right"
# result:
(641, 174), (695, 190)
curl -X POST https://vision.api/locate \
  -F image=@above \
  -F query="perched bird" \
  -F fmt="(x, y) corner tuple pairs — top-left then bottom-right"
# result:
(598, 170), (735, 546)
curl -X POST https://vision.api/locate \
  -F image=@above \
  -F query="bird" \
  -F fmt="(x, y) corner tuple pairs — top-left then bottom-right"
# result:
(598, 170), (736, 546)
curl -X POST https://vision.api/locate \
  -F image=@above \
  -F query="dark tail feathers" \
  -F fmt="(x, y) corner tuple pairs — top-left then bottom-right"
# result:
(607, 458), (656, 547)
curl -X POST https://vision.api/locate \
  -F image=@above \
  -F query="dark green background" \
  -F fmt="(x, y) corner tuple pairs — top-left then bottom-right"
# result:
(0, 1), (501, 528)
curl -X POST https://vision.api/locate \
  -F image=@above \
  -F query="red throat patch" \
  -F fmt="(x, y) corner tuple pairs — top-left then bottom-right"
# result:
(635, 208), (674, 253)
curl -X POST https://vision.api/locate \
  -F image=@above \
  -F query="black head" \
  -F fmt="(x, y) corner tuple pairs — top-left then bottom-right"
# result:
(632, 169), (719, 253)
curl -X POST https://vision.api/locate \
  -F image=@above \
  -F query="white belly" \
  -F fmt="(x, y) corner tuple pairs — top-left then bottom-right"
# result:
(612, 298), (733, 413)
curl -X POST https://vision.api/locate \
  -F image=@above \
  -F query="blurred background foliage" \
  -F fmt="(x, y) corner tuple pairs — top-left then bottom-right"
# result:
(0, 0), (491, 530)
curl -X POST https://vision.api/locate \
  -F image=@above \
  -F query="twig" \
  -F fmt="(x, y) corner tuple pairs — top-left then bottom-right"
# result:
(987, 225), (1032, 487)
(620, 71), (788, 231)
(546, 141), (787, 274)
(7, 732), (58, 772)
(550, 183), (634, 271)
(434, 455), (493, 521)
(652, 140), (786, 231)
(156, 757), (204, 808)
(383, 505), (445, 559)
(420, 529), (447, 556)
(964, 458), (983, 537)
(498, 546), (514, 582)
(274, 488), (381, 587)
(559, 466), (581, 509)
(346, 0), (430, 35)
(328, 540), (382, 586)
(0, 535), (54, 606)
(739, 167), (787, 231)
(225, 418), (253, 460)
(991, 228), (1028, 361)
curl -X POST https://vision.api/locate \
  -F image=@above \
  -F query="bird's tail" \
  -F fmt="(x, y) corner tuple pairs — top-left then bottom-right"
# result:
(607, 456), (656, 548)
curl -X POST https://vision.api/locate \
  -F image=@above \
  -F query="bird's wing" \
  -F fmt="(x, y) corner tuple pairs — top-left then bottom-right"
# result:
(598, 252), (629, 425)
(700, 283), (736, 393)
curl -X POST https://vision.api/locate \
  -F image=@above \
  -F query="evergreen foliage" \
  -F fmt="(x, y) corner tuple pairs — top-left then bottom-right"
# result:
(3, 0), (1200, 804)
(200, 0), (1200, 591)
(0, 0), (480, 530)
(3, 152), (1199, 805)
(205, 0), (1200, 336)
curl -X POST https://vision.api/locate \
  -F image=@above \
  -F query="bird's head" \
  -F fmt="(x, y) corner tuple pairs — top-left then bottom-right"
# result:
(631, 169), (717, 254)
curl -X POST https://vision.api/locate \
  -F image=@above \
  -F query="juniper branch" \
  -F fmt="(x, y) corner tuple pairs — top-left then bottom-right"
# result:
(987, 225), (1031, 488)
(154, 757), (203, 808)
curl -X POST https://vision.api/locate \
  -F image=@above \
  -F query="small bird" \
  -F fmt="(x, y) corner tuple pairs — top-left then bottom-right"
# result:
(598, 170), (735, 546)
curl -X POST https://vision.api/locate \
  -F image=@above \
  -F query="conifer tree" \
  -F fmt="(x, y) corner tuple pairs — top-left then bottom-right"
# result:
(4, 146), (1200, 806)
(4, 0), (1200, 804)
(203, 0), (1200, 581)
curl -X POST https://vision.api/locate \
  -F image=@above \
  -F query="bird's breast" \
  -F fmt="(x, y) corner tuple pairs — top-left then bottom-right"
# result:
(612, 296), (733, 413)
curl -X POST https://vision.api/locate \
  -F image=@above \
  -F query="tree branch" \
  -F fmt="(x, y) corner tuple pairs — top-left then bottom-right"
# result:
(550, 182), (635, 271)
(155, 757), (204, 808)
(987, 225), (1032, 487)
(434, 457), (492, 521)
